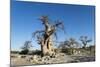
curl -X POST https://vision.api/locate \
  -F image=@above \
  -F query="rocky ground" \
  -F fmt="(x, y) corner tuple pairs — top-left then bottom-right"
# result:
(11, 53), (95, 67)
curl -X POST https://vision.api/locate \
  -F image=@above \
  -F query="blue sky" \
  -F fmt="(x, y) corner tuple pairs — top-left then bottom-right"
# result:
(11, 0), (95, 51)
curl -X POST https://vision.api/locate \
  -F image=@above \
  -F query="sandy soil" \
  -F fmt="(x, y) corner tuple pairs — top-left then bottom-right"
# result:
(11, 54), (95, 67)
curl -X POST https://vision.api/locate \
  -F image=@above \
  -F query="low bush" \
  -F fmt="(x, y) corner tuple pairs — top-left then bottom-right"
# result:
(19, 49), (29, 55)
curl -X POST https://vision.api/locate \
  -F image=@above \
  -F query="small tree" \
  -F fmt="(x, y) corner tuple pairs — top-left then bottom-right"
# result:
(79, 36), (92, 49)
(20, 41), (33, 54)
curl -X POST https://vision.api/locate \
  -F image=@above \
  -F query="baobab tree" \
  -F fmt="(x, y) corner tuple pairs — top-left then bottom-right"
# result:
(79, 36), (92, 49)
(68, 38), (80, 48)
(33, 16), (65, 56)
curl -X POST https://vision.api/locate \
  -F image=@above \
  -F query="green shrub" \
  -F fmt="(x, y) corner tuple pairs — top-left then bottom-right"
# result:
(61, 48), (76, 55)
(19, 49), (29, 55)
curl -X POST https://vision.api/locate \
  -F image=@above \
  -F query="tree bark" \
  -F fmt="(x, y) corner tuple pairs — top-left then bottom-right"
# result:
(41, 39), (54, 56)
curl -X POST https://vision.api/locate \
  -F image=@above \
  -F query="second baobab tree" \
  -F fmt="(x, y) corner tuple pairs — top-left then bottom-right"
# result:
(79, 36), (92, 49)
(33, 16), (66, 56)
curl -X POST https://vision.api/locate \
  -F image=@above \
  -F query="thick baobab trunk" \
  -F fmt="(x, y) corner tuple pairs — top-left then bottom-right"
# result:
(41, 38), (54, 56)
(41, 45), (54, 56)
(47, 37), (54, 52)
(41, 22), (54, 56)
